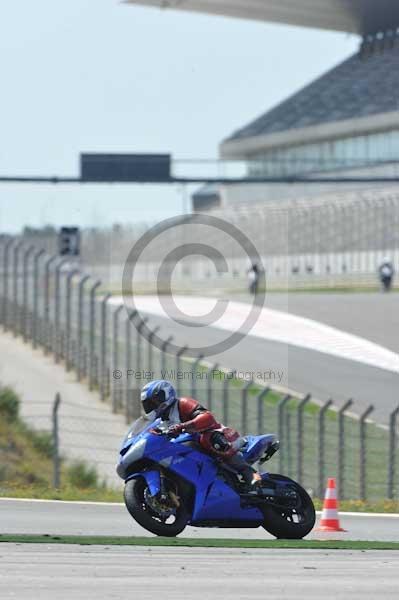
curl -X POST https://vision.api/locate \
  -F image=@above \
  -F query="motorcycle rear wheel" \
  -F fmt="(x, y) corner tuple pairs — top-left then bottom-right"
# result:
(124, 476), (188, 537)
(262, 475), (315, 539)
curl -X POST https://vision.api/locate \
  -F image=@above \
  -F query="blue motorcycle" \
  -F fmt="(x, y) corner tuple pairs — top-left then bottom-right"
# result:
(116, 417), (315, 538)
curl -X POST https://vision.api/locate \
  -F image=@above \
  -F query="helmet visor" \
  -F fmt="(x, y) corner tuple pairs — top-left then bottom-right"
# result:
(142, 391), (165, 414)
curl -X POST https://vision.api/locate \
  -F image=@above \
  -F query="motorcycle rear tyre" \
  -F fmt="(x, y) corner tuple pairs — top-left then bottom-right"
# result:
(262, 476), (315, 539)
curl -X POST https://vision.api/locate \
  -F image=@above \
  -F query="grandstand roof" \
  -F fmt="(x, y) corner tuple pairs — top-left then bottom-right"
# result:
(221, 42), (399, 156)
(125, 1), (399, 35)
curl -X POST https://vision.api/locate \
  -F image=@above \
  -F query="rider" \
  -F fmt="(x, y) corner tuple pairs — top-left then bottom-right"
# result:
(140, 379), (262, 489)
(378, 257), (395, 291)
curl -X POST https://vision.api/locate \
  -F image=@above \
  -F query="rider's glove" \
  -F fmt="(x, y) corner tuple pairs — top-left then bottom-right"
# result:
(167, 423), (185, 437)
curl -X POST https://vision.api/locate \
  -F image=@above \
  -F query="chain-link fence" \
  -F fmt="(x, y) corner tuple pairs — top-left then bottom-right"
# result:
(12, 393), (125, 488)
(0, 236), (398, 500)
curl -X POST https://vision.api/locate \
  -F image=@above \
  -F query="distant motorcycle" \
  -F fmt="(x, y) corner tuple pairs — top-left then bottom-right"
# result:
(379, 261), (394, 292)
(116, 417), (315, 539)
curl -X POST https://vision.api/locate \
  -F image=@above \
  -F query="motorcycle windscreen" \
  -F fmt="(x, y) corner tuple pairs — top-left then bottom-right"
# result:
(126, 416), (154, 438)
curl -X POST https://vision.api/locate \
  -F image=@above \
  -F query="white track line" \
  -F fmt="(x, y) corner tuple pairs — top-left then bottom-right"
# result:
(111, 295), (399, 374)
(1, 498), (398, 518)
(0, 497), (124, 506)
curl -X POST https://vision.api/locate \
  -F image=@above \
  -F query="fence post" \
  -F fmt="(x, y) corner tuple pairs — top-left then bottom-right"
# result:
(22, 245), (34, 340)
(256, 387), (270, 436)
(100, 293), (112, 402)
(148, 326), (160, 375)
(285, 411), (292, 478)
(12, 241), (23, 336)
(60, 331), (66, 361)
(241, 379), (253, 435)
(359, 404), (374, 501)
(89, 280), (101, 391)
(278, 394), (291, 474)
(82, 346), (88, 380)
(161, 335), (173, 377)
(388, 406), (399, 499)
(44, 255), (58, 354)
(32, 248), (45, 348)
(1, 238), (13, 331)
(222, 371), (236, 425)
(65, 270), (79, 371)
(70, 339), (77, 372)
(207, 362), (219, 412)
(135, 314), (149, 380)
(337, 398), (353, 500)
(92, 354), (99, 388)
(77, 275), (90, 381)
(129, 310), (145, 421)
(191, 354), (204, 398)
(318, 398), (333, 498)
(297, 393), (311, 484)
(54, 259), (69, 363)
(175, 345), (188, 396)
(112, 305), (124, 413)
(52, 393), (61, 489)
(125, 310), (133, 422)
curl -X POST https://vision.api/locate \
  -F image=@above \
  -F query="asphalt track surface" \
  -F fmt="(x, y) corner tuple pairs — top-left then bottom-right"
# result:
(2, 544), (399, 600)
(2, 500), (398, 599)
(1, 499), (399, 542)
(124, 292), (399, 425)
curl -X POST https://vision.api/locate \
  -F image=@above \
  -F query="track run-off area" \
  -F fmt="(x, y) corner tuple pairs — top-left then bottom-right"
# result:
(116, 294), (399, 373)
(113, 292), (399, 424)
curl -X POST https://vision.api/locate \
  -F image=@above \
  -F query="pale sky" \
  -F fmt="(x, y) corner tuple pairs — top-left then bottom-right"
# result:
(0, 0), (359, 233)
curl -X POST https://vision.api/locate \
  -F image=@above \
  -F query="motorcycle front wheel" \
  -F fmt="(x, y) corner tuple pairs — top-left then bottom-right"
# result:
(262, 475), (315, 539)
(124, 476), (188, 537)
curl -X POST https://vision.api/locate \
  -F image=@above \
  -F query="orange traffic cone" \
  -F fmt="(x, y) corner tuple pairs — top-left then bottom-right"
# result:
(315, 477), (346, 532)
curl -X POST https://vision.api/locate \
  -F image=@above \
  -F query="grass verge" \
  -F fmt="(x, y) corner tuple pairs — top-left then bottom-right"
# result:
(0, 486), (122, 502)
(0, 385), (117, 501)
(0, 534), (398, 550)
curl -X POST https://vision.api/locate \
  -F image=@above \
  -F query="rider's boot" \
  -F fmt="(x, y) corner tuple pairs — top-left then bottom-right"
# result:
(225, 453), (263, 492)
(240, 467), (262, 493)
(251, 472), (262, 487)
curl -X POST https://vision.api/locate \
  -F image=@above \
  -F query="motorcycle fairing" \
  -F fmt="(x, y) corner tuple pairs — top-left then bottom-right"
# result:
(125, 470), (161, 497)
(241, 434), (279, 464)
(151, 434), (264, 523)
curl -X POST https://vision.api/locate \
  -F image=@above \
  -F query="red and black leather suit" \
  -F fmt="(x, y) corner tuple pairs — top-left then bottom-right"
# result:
(163, 396), (258, 485)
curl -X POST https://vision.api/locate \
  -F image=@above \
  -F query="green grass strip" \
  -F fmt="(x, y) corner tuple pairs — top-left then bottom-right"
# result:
(1, 534), (398, 550)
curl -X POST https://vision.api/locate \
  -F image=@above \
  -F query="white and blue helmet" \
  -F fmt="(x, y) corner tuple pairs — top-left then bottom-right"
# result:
(140, 380), (177, 418)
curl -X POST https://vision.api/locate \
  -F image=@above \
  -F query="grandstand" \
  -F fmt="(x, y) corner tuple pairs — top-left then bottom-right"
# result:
(218, 34), (399, 207)
(126, 2), (399, 287)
